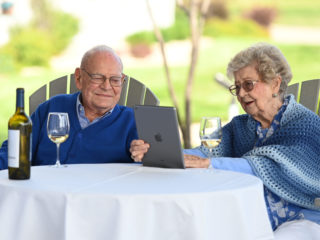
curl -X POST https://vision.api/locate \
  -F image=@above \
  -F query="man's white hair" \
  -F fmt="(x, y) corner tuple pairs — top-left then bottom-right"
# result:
(80, 45), (123, 71)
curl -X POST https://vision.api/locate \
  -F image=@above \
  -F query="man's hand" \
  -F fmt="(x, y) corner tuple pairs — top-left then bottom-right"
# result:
(184, 154), (210, 168)
(130, 139), (150, 162)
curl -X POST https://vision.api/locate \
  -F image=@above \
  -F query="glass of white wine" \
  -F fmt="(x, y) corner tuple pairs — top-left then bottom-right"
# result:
(199, 117), (222, 155)
(47, 112), (70, 167)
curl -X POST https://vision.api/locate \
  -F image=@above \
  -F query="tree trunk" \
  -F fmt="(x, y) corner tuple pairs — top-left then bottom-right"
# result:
(145, 0), (183, 128)
(147, 0), (210, 148)
(182, 0), (210, 148)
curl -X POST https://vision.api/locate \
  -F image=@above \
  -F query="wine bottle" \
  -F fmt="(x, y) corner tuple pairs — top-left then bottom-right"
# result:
(8, 88), (32, 180)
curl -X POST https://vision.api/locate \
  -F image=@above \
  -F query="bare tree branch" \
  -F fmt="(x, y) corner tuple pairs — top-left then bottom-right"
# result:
(146, 0), (211, 148)
(145, 0), (183, 126)
(200, 0), (211, 18)
(183, 0), (210, 148)
(176, 0), (190, 17)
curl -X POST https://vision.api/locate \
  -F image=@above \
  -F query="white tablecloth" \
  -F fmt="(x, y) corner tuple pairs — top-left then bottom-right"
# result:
(0, 164), (274, 240)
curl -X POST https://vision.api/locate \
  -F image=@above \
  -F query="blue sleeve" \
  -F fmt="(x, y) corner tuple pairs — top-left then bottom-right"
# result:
(30, 102), (48, 166)
(210, 157), (255, 176)
(0, 140), (8, 170)
(183, 148), (255, 176)
(299, 209), (320, 225)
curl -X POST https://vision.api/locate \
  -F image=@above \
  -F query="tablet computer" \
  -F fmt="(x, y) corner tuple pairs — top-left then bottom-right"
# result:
(133, 105), (185, 169)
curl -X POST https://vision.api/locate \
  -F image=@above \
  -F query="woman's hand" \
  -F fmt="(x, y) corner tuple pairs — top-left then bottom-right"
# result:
(130, 139), (150, 162)
(184, 154), (210, 168)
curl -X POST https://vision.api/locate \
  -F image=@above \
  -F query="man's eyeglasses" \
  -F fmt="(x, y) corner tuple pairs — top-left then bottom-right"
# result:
(228, 80), (259, 96)
(81, 68), (126, 87)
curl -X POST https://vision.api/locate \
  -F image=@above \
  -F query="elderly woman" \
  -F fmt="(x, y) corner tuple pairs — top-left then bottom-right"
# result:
(130, 43), (320, 238)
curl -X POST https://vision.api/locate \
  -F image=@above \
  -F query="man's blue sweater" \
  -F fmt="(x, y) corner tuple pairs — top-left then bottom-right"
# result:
(0, 93), (137, 168)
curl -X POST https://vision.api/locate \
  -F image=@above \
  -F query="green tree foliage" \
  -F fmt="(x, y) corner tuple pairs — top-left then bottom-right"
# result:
(126, 31), (156, 46)
(49, 11), (79, 54)
(30, 0), (79, 55)
(126, 8), (190, 46)
(161, 8), (190, 41)
(204, 18), (269, 38)
(1, 27), (53, 67)
(0, 0), (79, 70)
(126, 5), (269, 47)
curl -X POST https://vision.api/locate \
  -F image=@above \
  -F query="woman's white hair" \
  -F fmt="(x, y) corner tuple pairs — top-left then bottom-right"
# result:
(227, 42), (292, 99)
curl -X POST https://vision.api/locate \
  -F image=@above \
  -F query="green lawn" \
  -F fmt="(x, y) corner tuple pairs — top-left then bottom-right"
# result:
(1, 38), (319, 144)
(0, 69), (70, 144)
(229, 0), (320, 26)
(1, 0), (319, 144)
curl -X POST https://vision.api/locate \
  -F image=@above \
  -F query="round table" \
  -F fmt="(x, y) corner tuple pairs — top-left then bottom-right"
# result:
(0, 163), (273, 240)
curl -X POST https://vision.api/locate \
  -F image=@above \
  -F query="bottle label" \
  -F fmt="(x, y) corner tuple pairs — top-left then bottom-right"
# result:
(8, 130), (20, 168)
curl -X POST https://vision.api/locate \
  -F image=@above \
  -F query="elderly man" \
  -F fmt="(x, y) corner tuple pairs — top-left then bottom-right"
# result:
(0, 45), (137, 168)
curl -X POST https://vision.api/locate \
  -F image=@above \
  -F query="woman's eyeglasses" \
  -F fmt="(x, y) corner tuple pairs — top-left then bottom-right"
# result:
(229, 80), (259, 96)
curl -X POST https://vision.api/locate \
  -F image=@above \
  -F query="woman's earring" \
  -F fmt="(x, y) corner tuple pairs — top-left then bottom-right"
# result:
(272, 93), (278, 98)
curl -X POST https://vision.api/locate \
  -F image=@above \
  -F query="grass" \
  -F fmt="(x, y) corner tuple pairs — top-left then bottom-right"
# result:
(229, 0), (320, 26)
(0, 0), (320, 143)
(1, 38), (320, 145)
(0, 69), (69, 144)
(275, 0), (320, 26)
(126, 38), (320, 121)
(1, 0), (320, 144)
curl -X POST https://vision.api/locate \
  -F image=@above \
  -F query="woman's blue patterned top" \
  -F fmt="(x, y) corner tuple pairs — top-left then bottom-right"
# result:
(199, 95), (320, 229)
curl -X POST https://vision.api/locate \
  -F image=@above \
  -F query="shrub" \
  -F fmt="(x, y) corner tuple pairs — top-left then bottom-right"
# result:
(29, 0), (79, 54)
(125, 5), (269, 58)
(0, 8), (79, 69)
(244, 7), (277, 27)
(162, 7), (189, 41)
(126, 7), (190, 47)
(2, 27), (53, 67)
(125, 31), (155, 58)
(204, 18), (269, 38)
(130, 43), (152, 58)
(126, 31), (156, 46)
(49, 11), (79, 54)
(205, 1), (229, 20)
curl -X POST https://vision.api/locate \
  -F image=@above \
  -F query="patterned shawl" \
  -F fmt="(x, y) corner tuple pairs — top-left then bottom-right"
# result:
(207, 95), (320, 210)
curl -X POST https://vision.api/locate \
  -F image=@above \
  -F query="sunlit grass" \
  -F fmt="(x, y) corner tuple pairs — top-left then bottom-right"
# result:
(229, 0), (320, 26)
(1, 38), (320, 144)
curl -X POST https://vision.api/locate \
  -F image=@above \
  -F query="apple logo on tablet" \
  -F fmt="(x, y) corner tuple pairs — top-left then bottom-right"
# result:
(154, 133), (163, 142)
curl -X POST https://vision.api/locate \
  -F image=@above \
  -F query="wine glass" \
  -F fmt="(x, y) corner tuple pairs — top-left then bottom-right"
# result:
(47, 112), (70, 167)
(199, 117), (222, 155)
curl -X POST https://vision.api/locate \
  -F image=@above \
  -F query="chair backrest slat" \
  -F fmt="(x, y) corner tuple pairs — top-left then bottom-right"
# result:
(287, 79), (320, 115)
(29, 84), (47, 115)
(118, 76), (129, 106)
(69, 74), (78, 94)
(125, 77), (146, 108)
(29, 74), (159, 115)
(299, 79), (320, 113)
(49, 75), (68, 98)
(144, 87), (160, 106)
(286, 82), (299, 100)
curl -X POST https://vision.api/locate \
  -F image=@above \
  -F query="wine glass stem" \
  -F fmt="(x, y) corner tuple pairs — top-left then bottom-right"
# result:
(56, 143), (61, 167)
